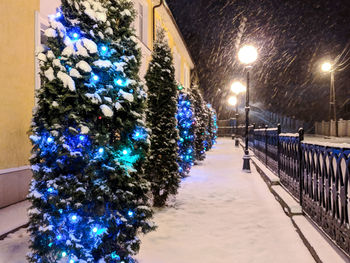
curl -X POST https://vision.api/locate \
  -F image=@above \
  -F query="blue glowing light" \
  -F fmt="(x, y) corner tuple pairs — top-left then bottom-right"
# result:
(128, 210), (134, 217)
(114, 78), (129, 87)
(57, 235), (62, 240)
(72, 33), (79, 40)
(69, 260), (74, 263)
(111, 252), (120, 260)
(79, 135), (85, 141)
(47, 137), (54, 143)
(122, 149), (128, 155)
(132, 127), (147, 141)
(62, 252), (67, 257)
(56, 12), (62, 18)
(68, 213), (79, 223)
(98, 148), (104, 154)
(116, 218), (122, 225)
(47, 187), (54, 193)
(59, 209), (63, 214)
(100, 45), (108, 56)
(92, 227), (98, 233)
(48, 242), (53, 247)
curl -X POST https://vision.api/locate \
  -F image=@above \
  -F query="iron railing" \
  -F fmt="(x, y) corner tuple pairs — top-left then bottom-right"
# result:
(249, 126), (350, 256)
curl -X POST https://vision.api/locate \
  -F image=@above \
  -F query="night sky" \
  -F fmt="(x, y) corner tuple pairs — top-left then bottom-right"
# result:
(167, 0), (350, 121)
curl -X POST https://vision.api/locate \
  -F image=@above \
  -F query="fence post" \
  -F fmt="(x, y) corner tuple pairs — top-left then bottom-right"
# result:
(298, 128), (304, 206)
(277, 123), (281, 177)
(265, 125), (268, 165)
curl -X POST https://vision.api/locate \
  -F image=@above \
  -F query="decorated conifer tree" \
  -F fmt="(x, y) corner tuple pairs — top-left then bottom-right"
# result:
(204, 103), (218, 151)
(145, 29), (179, 207)
(210, 106), (218, 145)
(190, 76), (206, 161)
(28, 1), (154, 262)
(177, 91), (195, 177)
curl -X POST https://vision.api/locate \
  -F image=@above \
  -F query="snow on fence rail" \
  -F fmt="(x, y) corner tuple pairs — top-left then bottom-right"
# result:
(249, 126), (350, 257)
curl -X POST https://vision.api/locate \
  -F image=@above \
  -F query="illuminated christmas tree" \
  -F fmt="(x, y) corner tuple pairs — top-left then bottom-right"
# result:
(145, 29), (180, 207)
(28, 0), (154, 262)
(177, 92), (195, 177)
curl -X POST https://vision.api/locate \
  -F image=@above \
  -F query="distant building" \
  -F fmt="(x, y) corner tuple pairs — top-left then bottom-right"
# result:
(0, 0), (194, 208)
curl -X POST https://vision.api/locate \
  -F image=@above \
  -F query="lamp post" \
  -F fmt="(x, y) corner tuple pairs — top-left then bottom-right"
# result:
(231, 81), (246, 147)
(321, 61), (338, 137)
(238, 45), (258, 173)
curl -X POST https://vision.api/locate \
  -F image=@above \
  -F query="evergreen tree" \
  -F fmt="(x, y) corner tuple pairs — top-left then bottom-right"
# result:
(28, 1), (154, 262)
(190, 75), (206, 161)
(145, 29), (179, 207)
(204, 103), (218, 151)
(177, 91), (195, 177)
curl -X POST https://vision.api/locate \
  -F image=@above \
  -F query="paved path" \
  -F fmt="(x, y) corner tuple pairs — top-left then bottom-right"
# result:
(136, 138), (315, 263)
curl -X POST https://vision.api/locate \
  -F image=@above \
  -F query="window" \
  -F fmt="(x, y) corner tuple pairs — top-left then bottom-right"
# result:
(135, 1), (148, 44)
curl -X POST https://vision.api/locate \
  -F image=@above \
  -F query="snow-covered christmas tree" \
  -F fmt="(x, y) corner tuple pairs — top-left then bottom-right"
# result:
(145, 29), (179, 207)
(28, 0), (154, 262)
(190, 75), (206, 162)
(177, 91), (195, 177)
(204, 103), (218, 151)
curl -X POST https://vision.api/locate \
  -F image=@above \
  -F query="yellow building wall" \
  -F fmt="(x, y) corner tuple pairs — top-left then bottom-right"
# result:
(153, 10), (191, 87)
(0, 0), (39, 169)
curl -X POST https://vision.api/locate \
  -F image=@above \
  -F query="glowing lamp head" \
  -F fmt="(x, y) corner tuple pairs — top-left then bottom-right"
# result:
(135, 132), (140, 137)
(56, 12), (62, 18)
(122, 150), (128, 155)
(92, 227), (98, 233)
(228, 96), (237, 106)
(231, 81), (246, 95)
(321, 62), (332, 72)
(47, 137), (54, 143)
(48, 187), (54, 193)
(92, 75), (99, 82)
(71, 215), (77, 221)
(238, 45), (258, 64)
(69, 260), (74, 263)
(62, 252), (67, 257)
(79, 135), (85, 141)
(98, 148), (104, 154)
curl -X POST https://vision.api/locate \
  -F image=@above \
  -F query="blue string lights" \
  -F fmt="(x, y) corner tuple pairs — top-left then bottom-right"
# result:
(177, 92), (195, 177)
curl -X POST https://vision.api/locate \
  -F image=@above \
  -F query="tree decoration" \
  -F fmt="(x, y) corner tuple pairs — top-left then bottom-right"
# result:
(28, 1), (154, 262)
(145, 29), (180, 207)
(177, 92), (196, 177)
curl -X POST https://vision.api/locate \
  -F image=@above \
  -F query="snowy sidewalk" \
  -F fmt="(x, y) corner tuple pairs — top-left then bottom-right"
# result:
(0, 138), (316, 262)
(136, 138), (315, 263)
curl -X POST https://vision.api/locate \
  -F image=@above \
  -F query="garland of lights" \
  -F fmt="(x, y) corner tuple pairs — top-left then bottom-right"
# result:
(177, 92), (195, 177)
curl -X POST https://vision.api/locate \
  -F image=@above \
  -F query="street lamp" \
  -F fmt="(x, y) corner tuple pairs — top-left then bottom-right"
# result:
(238, 45), (258, 173)
(228, 96), (237, 106)
(321, 61), (337, 137)
(231, 81), (246, 147)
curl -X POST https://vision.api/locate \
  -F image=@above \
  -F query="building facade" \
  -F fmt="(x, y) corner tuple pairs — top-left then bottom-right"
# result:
(0, 0), (194, 208)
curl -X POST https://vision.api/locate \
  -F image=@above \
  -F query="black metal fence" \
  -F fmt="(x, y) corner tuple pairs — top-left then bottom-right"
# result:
(249, 126), (350, 256)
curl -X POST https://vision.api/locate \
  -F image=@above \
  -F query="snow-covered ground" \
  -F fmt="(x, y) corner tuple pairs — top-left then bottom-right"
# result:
(0, 138), (315, 262)
(304, 135), (350, 148)
(136, 138), (314, 263)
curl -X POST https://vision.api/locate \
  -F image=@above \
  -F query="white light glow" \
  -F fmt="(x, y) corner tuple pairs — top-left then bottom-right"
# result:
(231, 81), (246, 95)
(228, 96), (237, 106)
(238, 45), (258, 64)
